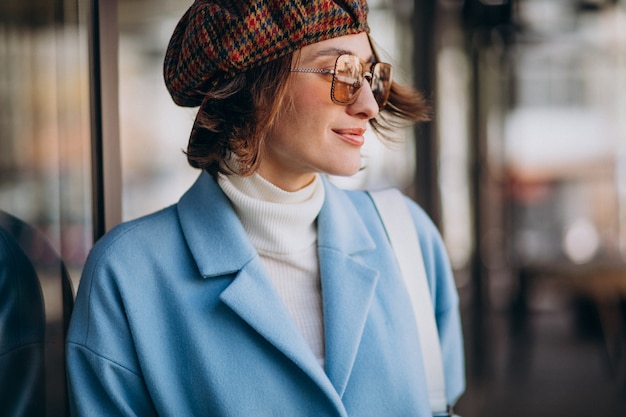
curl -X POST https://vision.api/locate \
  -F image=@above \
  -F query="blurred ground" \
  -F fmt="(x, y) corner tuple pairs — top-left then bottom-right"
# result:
(456, 276), (626, 417)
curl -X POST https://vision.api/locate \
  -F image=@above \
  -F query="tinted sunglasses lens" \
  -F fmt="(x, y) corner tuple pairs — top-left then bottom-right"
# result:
(331, 55), (363, 104)
(372, 63), (392, 108)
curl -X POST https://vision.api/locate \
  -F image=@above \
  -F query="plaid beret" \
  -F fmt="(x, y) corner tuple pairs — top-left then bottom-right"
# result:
(164, 0), (369, 107)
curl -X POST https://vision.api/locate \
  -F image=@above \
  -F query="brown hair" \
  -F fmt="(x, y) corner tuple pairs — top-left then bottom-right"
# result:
(185, 54), (293, 177)
(369, 38), (431, 137)
(187, 45), (430, 177)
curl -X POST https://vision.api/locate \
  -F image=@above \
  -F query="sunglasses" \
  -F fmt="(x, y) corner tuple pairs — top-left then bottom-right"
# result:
(290, 54), (393, 109)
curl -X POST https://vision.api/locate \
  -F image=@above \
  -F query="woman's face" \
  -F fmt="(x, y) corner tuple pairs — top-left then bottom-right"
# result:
(257, 32), (380, 191)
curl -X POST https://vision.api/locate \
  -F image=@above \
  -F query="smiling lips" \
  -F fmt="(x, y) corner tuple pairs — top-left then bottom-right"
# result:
(333, 127), (366, 146)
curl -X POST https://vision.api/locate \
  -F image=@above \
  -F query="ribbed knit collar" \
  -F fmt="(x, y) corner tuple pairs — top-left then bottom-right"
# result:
(217, 173), (325, 255)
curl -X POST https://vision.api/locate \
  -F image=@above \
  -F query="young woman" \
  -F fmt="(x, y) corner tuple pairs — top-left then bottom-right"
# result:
(66, 1), (465, 415)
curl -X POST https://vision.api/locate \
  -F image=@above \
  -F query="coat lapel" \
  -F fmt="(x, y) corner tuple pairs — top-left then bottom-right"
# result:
(317, 178), (380, 396)
(177, 173), (344, 408)
(219, 261), (340, 403)
(177, 173), (382, 405)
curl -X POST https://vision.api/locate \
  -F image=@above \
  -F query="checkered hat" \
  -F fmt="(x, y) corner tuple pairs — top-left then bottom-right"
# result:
(164, 0), (369, 107)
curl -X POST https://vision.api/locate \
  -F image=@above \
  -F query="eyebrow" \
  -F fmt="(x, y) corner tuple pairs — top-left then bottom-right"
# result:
(310, 48), (375, 63)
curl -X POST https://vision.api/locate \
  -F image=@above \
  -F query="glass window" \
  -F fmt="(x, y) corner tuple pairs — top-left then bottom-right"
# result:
(0, 1), (92, 415)
(118, 0), (200, 221)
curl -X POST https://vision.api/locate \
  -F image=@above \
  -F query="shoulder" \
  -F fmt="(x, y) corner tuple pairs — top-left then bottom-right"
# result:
(70, 205), (188, 345)
(332, 182), (457, 304)
(337, 183), (442, 245)
(89, 205), (180, 261)
(79, 205), (193, 292)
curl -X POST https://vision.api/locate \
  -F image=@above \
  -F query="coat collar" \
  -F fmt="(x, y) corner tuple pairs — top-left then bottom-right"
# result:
(177, 172), (381, 402)
(177, 171), (257, 278)
(177, 172), (377, 276)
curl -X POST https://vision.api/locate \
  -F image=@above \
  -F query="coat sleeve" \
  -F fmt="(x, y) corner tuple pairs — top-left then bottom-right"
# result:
(66, 344), (157, 416)
(404, 196), (466, 406)
(65, 232), (159, 417)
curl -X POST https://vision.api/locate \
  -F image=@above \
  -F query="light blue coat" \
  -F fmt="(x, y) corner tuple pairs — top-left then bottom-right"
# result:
(66, 172), (465, 416)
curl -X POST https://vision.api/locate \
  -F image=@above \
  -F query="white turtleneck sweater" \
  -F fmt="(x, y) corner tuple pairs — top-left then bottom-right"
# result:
(217, 173), (326, 366)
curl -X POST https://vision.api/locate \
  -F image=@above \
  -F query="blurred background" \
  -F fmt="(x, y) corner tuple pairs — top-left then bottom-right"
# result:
(1, 0), (626, 415)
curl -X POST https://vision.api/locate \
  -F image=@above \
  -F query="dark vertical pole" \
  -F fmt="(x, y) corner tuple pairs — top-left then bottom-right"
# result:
(411, 0), (441, 227)
(468, 32), (489, 378)
(89, 0), (105, 241)
(463, 0), (514, 380)
(89, 0), (121, 242)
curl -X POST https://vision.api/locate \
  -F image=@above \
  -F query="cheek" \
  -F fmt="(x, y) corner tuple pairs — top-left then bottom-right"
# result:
(271, 77), (336, 141)
(288, 76), (332, 113)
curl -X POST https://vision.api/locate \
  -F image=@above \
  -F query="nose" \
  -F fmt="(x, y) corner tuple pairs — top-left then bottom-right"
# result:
(347, 81), (380, 119)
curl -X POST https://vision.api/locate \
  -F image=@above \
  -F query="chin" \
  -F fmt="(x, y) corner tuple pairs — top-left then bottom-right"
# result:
(318, 155), (362, 178)
(326, 165), (362, 178)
